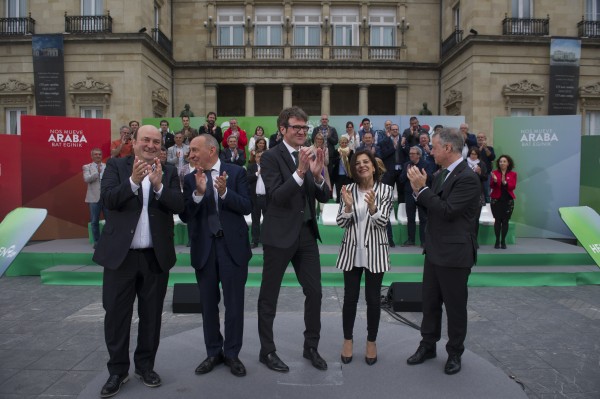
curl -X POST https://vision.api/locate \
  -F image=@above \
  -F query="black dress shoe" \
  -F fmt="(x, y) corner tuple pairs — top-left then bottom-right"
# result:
(401, 240), (415, 247)
(406, 345), (436, 365)
(494, 242), (500, 249)
(259, 351), (289, 373)
(303, 347), (328, 370)
(195, 353), (224, 375)
(389, 240), (396, 248)
(134, 369), (161, 387)
(100, 374), (129, 398)
(501, 242), (507, 249)
(224, 357), (247, 377)
(444, 355), (462, 375)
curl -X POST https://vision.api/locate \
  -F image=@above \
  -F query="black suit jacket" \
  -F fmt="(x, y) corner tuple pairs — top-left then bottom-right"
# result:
(181, 163), (252, 270)
(260, 143), (331, 248)
(219, 148), (246, 167)
(93, 156), (184, 271)
(416, 160), (480, 267)
(162, 132), (175, 149)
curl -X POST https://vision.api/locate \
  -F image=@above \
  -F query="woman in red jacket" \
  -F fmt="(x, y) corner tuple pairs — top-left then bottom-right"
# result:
(490, 154), (517, 249)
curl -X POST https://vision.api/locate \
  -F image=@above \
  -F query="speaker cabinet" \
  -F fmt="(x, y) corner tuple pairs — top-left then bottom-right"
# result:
(172, 283), (202, 313)
(388, 282), (422, 312)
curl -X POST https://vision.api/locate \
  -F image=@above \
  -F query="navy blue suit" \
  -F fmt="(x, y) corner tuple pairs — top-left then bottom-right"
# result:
(182, 162), (252, 358)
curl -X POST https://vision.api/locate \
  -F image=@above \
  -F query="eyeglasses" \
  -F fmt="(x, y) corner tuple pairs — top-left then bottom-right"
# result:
(287, 124), (310, 133)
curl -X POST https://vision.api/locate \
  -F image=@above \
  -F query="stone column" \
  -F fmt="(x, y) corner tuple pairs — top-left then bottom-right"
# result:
(395, 84), (408, 115)
(204, 83), (218, 116)
(358, 84), (369, 115)
(320, 84), (331, 115)
(245, 84), (255, 116)
(283, 84), (293, 108)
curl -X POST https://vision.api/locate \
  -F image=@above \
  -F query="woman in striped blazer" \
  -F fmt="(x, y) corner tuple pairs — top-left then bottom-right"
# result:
(336, 149), (393, 366)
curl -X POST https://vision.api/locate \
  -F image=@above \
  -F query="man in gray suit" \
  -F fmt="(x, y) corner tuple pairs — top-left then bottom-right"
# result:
(405, 127), (480, 375)
(82, 148), (106, 248)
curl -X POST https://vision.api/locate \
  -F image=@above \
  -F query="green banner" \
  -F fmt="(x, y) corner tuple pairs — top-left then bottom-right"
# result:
(559, 206), (600, 268)
(580, 136), (600, 214)
(0, 207), (47, 277)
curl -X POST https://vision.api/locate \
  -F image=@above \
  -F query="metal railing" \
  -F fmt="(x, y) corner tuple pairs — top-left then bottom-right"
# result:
(368, 47), (400, 60)
(213, 46), (245, 60)
(252, 46), (284, 59)
(578, 19), (600, 38)
(0, 16), (35, 35)
(151, 28), (172, 55)
(502, 15), (549, 36)
(65, 14), (112, 34)
(291, 46), (323, 60)
(330, 46), (361, 60)
(441, 29), (463, 57)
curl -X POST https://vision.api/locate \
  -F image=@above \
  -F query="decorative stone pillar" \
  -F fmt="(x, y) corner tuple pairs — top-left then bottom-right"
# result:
(283, 84), (293, 108)
(320, 84), (331, 115)
(204, 84), (218, 116)
(358, 84), (369, 115)
(395, 84), (408, 115)
(245, 84), (255, 116)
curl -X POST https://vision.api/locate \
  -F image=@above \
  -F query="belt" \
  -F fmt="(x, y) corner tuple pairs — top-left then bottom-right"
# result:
(212, 230), (224, 238)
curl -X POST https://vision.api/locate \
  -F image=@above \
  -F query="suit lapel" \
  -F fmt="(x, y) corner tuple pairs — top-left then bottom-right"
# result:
(279, 144), (296, 174)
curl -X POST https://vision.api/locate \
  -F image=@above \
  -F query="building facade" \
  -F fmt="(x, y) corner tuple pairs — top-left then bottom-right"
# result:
(1, 0), (599, 139)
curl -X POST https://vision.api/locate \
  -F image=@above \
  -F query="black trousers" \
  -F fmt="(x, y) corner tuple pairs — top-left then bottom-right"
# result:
(195, 238), (248, 359)
(420, 258), (471, 356)
(342, 267), (384, 342)
(405, 193), (427, 244)
(257, 223), (322, 356)
(251, 194), (267, 244)
(103, 249), (169, 375)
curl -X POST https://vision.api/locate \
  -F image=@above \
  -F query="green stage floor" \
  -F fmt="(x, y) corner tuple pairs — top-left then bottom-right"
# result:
(7, 237), (598, 287)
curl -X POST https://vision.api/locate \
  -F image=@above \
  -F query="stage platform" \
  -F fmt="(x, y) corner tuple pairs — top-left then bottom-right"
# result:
(6, 237), (598, 287)
(77, 313), (528, 399)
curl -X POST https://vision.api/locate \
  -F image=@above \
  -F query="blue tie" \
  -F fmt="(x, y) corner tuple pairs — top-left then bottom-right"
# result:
(204, 170), (222, 235)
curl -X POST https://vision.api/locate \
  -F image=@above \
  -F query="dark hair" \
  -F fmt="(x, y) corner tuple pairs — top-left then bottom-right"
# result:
(129, 120), (139, 127)
(361, 117), (370, 124)
(469, 146), (480, 158)
(207, 111), (217, 119)
(346, 121), (354, 128)
(254, 136), (267, 150)
(255, 125), (265, 135)
(410, 116), (418, 122)
(160, 146), (167, 152)
(433, 124), (444, 131)
(160, 119), (169, 126)
(277, 106), (308, 129)
(496, 154), (515, 172)
(349, 149), (383, 182)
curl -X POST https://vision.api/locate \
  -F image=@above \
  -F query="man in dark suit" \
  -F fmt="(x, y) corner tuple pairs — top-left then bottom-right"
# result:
(459, 123), (477, 159)
(219, 135), (246, 167)
(182, 134), (252, 378)
(405, 127), (480, 375)
(257, 106), (331, 373)
(93, 125), (184, 398)
(198, 111), (223, 150)
(159, 119), (175, 149)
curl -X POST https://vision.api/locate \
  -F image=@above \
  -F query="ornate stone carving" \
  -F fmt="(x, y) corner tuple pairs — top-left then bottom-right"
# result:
(0, 79), (33, 93)
(502, 79), (545, 112)
(152, 87), (169, 117)
(579, 82), (600, 109)
(68, 77), (112, 110)
(0, 79), (34, 110)
(443, 89), (462, 115)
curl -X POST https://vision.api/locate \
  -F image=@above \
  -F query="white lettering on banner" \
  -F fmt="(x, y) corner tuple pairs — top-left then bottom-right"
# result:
(590, 243), (600, 254)
(0, 245), (17, 258)
(520, 129), (559, 147)
(47, 129), (88, 148)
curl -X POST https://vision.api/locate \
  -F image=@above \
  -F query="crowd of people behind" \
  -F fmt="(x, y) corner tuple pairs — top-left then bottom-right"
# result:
(82, 107), (521, 397)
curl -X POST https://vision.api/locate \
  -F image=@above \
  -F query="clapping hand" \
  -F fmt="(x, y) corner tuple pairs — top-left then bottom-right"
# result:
(148, 158), (163, 191)
(364, 189), (377, 214)
(194, 167), (208, 195)
(341, 185), (353, 213)
(214, 171), (228, 196)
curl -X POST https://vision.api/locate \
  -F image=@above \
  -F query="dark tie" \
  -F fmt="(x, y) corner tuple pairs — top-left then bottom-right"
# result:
(204, 170), (222, 235)
(292, 151), (312, 222)
(432, 168), (449, 193)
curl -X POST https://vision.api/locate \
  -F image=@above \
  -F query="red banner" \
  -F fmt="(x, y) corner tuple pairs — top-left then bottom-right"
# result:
(0, 135), (22, 222)
(20, 116), (111, 239)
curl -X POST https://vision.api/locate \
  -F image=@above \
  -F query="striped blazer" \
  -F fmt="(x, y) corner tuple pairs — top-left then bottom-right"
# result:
(335, 182), (393, 273)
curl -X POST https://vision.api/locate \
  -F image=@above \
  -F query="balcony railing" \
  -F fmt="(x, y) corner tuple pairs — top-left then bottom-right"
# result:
(502, 15), (549, 36)
(330, 46), (361, 60)
(65, 14), (112, 34)
(441, 29), (463, 57)
(214, 46), (245, 60)
(578, 19), (600, 38)
(0, 15), (35, 35)
(291, 46), (323, 60)
(252, 46), (284, 59)
(368, 47), (400, 60)
(151, 28), (172, 55)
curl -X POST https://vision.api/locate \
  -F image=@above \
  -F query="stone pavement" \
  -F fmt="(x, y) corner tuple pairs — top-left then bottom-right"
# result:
(0, 276), (599, 398)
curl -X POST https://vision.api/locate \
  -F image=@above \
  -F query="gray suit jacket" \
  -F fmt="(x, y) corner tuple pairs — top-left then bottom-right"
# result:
(82, 162), (105, 203)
